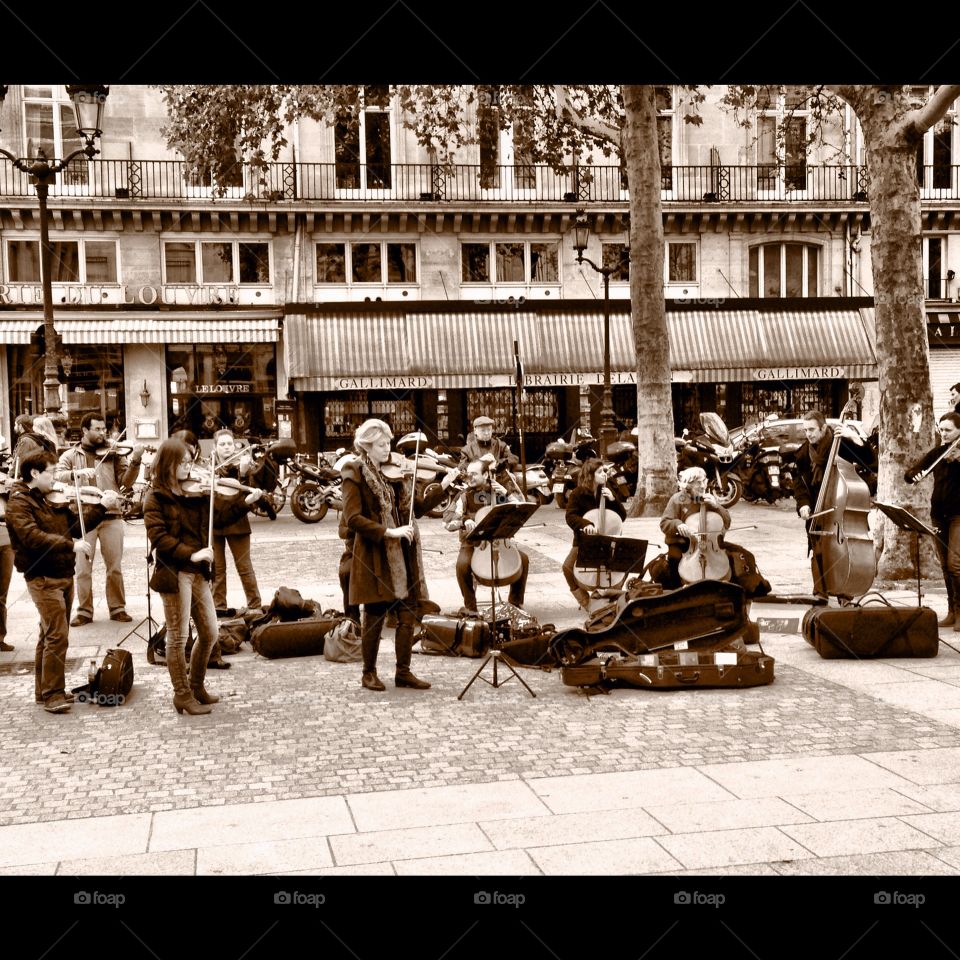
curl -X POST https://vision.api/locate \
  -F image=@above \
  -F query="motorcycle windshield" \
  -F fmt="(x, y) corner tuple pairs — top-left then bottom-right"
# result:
(699, 412), (730, 446)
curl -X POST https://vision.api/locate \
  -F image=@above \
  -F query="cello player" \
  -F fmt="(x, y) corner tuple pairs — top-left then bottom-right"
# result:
(563, 458), (627, 609)
(444, 458), (529, 615)
(906, 411), (960, 629)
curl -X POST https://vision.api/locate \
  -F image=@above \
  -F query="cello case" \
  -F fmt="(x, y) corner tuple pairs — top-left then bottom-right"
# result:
(554, 580), (772, 689)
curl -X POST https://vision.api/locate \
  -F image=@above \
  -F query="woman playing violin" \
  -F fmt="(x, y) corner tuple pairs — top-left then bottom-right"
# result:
(562, 458), (627, 610)
(341, 418), (459, 693)
(143, 438), (261, 716)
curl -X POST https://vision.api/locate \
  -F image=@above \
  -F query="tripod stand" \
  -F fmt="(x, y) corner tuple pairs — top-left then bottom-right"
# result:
(873, 501), (940, 607)
(458, 500), (539, 700)
(118, 549), (163, 650)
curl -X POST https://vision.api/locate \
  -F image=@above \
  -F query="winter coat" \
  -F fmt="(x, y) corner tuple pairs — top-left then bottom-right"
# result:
(565, 487), (627, 545)
(143, 487), (251, 592)
(213, 464), (254, 536)
(660, 491), (731, 547)
(459, 433), (518, 469)
(56, 442), (140, 518)
(906, 444), (960, 526)
(6, 482), (106, 580)
(341, 459), (447, 607)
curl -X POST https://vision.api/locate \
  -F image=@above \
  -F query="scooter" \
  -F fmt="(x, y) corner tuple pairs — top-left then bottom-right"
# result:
(510, 461), (554, 505)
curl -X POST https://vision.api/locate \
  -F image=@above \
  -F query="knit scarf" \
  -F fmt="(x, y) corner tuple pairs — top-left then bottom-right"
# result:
(358, 451), (412, 599)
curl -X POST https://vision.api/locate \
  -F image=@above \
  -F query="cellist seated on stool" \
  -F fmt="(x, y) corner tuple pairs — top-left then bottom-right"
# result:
(562, 458), (627, 609)
(444, 459), (529, 615)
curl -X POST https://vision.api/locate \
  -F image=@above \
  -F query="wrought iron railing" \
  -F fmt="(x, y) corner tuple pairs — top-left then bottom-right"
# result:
(1, 158), (953, 205)
(925, 276), (959, 301)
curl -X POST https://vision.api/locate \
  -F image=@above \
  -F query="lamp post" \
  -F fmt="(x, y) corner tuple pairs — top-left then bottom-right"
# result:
(572, 208), (620, 457)
(0, 84), (109, 414)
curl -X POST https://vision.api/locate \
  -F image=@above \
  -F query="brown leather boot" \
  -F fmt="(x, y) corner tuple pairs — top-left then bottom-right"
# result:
(361, 671), (386, 691)
(395, 669), (431, 689)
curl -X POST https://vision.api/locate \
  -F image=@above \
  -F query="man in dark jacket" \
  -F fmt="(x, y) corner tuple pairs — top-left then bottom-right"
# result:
(907, 412), (960, 628)
(459, 416), (519, 472)
(6, 451), (118, 713)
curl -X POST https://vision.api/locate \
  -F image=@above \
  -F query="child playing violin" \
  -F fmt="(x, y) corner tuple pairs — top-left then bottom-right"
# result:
(444, 457), (530, 616)
(563, 458), (627, 609)
(143, 438), (261, 716)
(6, 451), (120, 712)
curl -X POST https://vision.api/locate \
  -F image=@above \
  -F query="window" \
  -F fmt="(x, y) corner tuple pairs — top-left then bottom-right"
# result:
(749, 243), (819, 297)
(162, 241), (271, 285)
(758, 86), (809, 192)
(656, 86), (674, 191)
(21, 86), (87, 188)
(667, 242), (697, 283)
(914, 87), (957, 194)
(6, 238), (118, 284)
(335, 85), (393, 190)
(314, 241), (417, 284)
(478, 88), (536, 192)
(924, 236), (952, 299)
(461, 241), (559, 284)
(601, 243), (630, 281)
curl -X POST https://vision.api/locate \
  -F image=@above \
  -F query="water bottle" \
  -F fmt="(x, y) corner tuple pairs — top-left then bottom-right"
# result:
(87, 658), (97, 686)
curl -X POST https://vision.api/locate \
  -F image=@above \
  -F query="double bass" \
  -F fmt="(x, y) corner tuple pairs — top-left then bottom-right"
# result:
(677, 496), (731, 584)
(807, 426), (877, 600)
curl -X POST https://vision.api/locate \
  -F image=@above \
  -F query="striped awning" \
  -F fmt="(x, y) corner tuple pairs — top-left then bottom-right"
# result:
(285, 304), (877, 389)
(0, 311), (280, 344)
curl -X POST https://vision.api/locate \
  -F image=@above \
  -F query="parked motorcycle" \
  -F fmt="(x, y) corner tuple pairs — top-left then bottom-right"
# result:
(510, 461), (554, 505)
(736, 423), (785, 504)
(604, 440), (637, 503)
(543, 440), (579, 508)
(247, 437), (298, 519)
(674, 413), (744, 508)
(287, 455), (342, 523)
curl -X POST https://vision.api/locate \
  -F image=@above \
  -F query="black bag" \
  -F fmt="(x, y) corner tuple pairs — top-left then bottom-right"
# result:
(500, 626), (558, 668)
(268, 587), (316, 622)
(148, 559), (179, 595)
(802, 603), (939, 659)
(71, 648), (134, 706)
(251, 617), (339, 659)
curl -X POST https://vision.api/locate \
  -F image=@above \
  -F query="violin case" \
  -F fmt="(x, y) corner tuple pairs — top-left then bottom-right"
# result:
(801, 601), (939, 659)
(554, 580), (774, 690)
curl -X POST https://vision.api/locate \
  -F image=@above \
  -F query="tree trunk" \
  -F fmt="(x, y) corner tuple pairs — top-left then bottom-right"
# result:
(860, 107), (939, 579)
(622, 85), (676, 516)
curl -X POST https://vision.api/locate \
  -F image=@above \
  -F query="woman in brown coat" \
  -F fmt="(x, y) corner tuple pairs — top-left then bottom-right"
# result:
(341, 419), (458, 692)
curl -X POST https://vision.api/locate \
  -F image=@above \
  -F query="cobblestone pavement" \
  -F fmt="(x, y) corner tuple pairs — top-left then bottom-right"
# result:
(1, 499), (957, 828)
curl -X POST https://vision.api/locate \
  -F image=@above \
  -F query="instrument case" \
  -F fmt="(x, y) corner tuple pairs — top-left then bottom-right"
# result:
(251, 617), (338, 659)
(802, 603), (939, 659)
(418, 615), (490, 658)
(551, 580), (756, 667)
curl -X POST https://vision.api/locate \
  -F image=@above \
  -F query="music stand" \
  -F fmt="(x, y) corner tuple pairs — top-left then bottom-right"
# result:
(873, 501), (939, 607)
(577, 534), (649, 594)
(118, 549), (163, 650)
(458, 501), (539, 700)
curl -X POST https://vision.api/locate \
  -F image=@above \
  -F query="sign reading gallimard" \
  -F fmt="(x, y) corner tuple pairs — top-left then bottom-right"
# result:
(754, 366), (846, 380)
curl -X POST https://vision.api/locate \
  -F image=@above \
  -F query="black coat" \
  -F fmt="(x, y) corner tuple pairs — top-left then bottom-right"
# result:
(906, 443), (960, 526)
(213, 464), (253, 536)
(6, 482), (106, 581)
(564, 487), (626, 545)
(144, 487), (250, 591)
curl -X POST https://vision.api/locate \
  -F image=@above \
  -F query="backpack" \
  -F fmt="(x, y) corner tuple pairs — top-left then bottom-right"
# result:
(71, 649), (134, 706)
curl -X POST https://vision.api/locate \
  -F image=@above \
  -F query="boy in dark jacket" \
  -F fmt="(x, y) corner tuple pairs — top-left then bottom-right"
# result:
(6, 451), (119, 713)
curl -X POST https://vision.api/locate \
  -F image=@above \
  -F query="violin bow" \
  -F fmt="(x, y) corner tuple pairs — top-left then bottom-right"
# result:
(73, 471), (87, 540)
(408, 430), (422, 527)
(207, 447), (217, 578)
(94, 425), (129, 470)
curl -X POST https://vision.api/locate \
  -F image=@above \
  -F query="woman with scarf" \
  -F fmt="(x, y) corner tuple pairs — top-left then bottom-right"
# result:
(341, 419), (459, 692)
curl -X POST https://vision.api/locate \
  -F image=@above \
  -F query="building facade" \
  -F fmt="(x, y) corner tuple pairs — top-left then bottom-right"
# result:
(0, 85), (957, 454)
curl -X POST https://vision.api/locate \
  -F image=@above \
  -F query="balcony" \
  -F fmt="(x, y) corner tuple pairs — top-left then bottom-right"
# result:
(2, 157), (955, 206)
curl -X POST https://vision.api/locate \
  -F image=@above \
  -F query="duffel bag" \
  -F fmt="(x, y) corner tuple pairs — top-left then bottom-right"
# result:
(252, 617), (339, 659)
(802, 603), (939, 659)
(217, 617), (249, 655)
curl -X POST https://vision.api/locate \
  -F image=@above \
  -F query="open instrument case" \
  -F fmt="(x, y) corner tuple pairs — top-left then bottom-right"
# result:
(554, 580), (774, 691)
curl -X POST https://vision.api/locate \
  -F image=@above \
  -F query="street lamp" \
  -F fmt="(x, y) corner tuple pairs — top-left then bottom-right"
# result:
(572, 208), (620, 457)
(0, 84), (109, 413)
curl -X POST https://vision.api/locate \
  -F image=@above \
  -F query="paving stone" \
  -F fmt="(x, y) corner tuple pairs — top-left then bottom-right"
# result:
(0, 814), (150, 868)
(480, 808), (666, 850)
(780, 817), (941, 857)
(644, 797), (815, 833)
(779, 787), (935, 821)
(393, 848), (539, 875)
(527, 837), (682, 875)
(865, 747), (960, 785)
(655, 827), (814, 870)
(773, 850), (958, 875)
(331, 823), (491, 866)
(198, 837), (335, 874)
(57, 849), (196, 875)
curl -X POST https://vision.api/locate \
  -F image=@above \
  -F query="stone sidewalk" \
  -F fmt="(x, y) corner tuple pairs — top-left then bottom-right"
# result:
(3, 503), (960, 875)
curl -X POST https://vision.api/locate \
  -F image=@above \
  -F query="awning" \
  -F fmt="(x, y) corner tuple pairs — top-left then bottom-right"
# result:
(0, 311), (280, 344)
(286, 304), (877, 390)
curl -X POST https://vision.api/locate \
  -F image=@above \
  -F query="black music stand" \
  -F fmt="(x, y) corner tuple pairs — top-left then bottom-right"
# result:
(458, 501), (539, 700)
(118, 549), (163, 650)
(873, 501), (939, 607)
(577, 534), (649, 598)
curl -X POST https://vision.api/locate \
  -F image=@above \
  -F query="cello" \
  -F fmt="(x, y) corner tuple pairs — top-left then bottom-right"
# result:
(807, 426), (877, 600)
(573, 473), (627, 591)
(677, 496), (731, 584)
(470, 459), (524, 588)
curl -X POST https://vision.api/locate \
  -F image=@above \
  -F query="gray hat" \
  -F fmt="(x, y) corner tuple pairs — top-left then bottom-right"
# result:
(473, 415), (495, 427)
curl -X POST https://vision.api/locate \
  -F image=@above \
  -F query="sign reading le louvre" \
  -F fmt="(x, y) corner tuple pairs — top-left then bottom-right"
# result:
(0, 283), (244, 306)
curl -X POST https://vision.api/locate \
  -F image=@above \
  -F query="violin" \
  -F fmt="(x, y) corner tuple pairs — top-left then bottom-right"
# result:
(46, 484), (129, 508)
(677, 496), (731, 584)
(573, 474), (627, 591)
(180, 467), (259, 499)
(94, 441), (135, 459)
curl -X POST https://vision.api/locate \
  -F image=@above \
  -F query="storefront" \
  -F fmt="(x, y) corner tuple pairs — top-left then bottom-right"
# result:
(283, 299), (878, 456)
(928, 308), (960, 417)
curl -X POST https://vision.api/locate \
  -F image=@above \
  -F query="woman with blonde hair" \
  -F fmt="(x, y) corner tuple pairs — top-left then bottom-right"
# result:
(341, 418), (459, 692)
(14, 415), (58, 475)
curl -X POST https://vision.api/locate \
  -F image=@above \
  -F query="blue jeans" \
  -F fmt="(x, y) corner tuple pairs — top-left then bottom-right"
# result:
(75, 516), (126, 618)
(160, 572), (219, 689)
(26, 576), (74, 703)
(213, 533), (261, 610)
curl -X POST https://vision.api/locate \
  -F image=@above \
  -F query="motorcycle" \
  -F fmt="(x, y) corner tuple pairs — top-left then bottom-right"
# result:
(247, 437), (298, 519)
(674, 413), (744, 508)
(510, 461), (554, 505)
(543, 440), (579, 508)
(288, 454), (343, 523)
(735, 422), (785, 504)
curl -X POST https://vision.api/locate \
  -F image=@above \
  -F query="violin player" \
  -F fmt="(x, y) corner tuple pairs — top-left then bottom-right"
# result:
(563, 458), (627, 609)
(6, 450), (120, 713)
(906, 411), (960, 629)
(341, 418), (460, 693)
(56, 413), (143, 626)
(444, 458), (530, 616)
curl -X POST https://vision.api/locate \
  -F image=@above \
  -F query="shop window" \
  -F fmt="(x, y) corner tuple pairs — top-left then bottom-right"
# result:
(314, 241), (416, 285)
(324, 393), (415, 442)
(163, 240), (271, 285)
(749, 242), (819, 297)
(5, 238), (118, 284)
(460, 241), (559, 285)
(601, 243), (630, 281)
